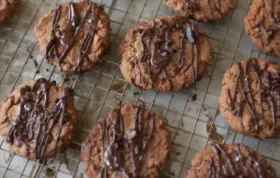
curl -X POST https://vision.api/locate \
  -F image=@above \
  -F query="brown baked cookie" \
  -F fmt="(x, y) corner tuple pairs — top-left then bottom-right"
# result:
(245, 0), (280, 57)
(81, 103), (171, 178)
(163, 0), (238, 22)
(0, 0), (20, 24)
(185, 143), (277, 178)
(0, 78), (78, 162)
(119, 16), (213, 92)
(34, 1), (111, 74)
(219, 58), (280, 139)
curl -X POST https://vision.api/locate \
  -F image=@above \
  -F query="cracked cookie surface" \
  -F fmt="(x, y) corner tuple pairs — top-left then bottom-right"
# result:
(81, 103), (171, 178)
(219, 58), (280, 138)
(119, 16), (213, 92)
(245, 0), (280, 56)
(35, 1), (111, 73)
(0, 78), (78, 161)
(185, 143), (277, 178)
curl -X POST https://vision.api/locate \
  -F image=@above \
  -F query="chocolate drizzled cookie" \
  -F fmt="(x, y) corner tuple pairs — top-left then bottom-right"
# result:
(81, 103), (171, 178)
(35, 1), (111, 73)
(185, 143), (277, 178)
(0, 79), (78, 162)
(163, 0), (238, 22)
(220, 58), (280, 138)
(119, 16), (213, 92)
(245, 0), (280, 57)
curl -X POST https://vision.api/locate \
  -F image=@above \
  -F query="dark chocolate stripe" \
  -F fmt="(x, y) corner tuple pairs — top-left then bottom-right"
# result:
(133, 18), (200, 89)
(97, 103), (155, 177)
(209, 144), (264, 177)
(6, 78), (71, 162)
(45, 2), (102, 72)
(76, 2), (101, 72)
(227, 58), (280, 130)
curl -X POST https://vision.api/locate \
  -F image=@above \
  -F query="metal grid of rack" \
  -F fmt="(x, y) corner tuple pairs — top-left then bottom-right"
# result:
(0, 0), (279, 177)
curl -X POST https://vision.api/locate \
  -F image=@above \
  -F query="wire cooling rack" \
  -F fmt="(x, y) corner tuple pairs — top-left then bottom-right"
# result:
(0, 0), (279, 177)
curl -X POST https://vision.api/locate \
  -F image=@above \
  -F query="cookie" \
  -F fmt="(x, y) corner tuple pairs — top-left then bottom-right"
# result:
(81, 103), (171, 178)
(119, 16), (213, 92)
(219, 58), (280, 138)
(185, 143), (277, 178)
(0, 78), (78, 162)
(0, 0), (20, 24)
(34, 1), (111, 73)
(163, 0), (238, 22)
(245, 0), (280, 56)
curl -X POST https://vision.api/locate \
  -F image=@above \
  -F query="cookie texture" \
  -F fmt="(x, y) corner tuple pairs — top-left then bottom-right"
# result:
(81, 103), (171, 178)
(185, 143), (277, 178)
(0, 78), (78, 161)
(219, 58), (280, 138)
(34, 1), (111, 73)
(245, 0), (280, 56)
(0, 0), (20, 24)
(163, 0), (238, 22)
(119, 16), (213, 92)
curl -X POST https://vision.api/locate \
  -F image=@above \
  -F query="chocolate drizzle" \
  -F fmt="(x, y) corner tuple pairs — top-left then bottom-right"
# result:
(45, 1), (102, 72)
(133, 18), (200, 90)
(98, 103), (154, 177)
(209, 144), (264, 177)
(227, 59), (280, 130)
(6, 78), (72, 162)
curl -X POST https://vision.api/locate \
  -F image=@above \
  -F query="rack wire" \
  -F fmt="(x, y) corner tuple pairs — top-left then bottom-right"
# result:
(0, 0), (279, 177)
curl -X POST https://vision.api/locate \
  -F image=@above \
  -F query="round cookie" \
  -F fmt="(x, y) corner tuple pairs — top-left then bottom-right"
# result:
(81, 103), (171, 178)
(219, 58), (280, 138)
(0, 0), (20, 24)
(245, 0), (280, 57)
(34, 1), (111, 73)
(185, 143), (277, 178)
(119, 16), (213, 92)
(163, 0), (238, 22)
(0, 78), (78, 161)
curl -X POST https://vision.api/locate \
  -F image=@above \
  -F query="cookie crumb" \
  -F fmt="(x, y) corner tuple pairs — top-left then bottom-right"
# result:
(206, 117), (224, 144)
(204, 107), (223, 143)
(32, 59), (38, 68)
(111, 83), (125, 94)
(191, 94), (197, 101)
(180, 121), (184, 127)
(64, 77), (70, 82)
(133, 92), (140, 97)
